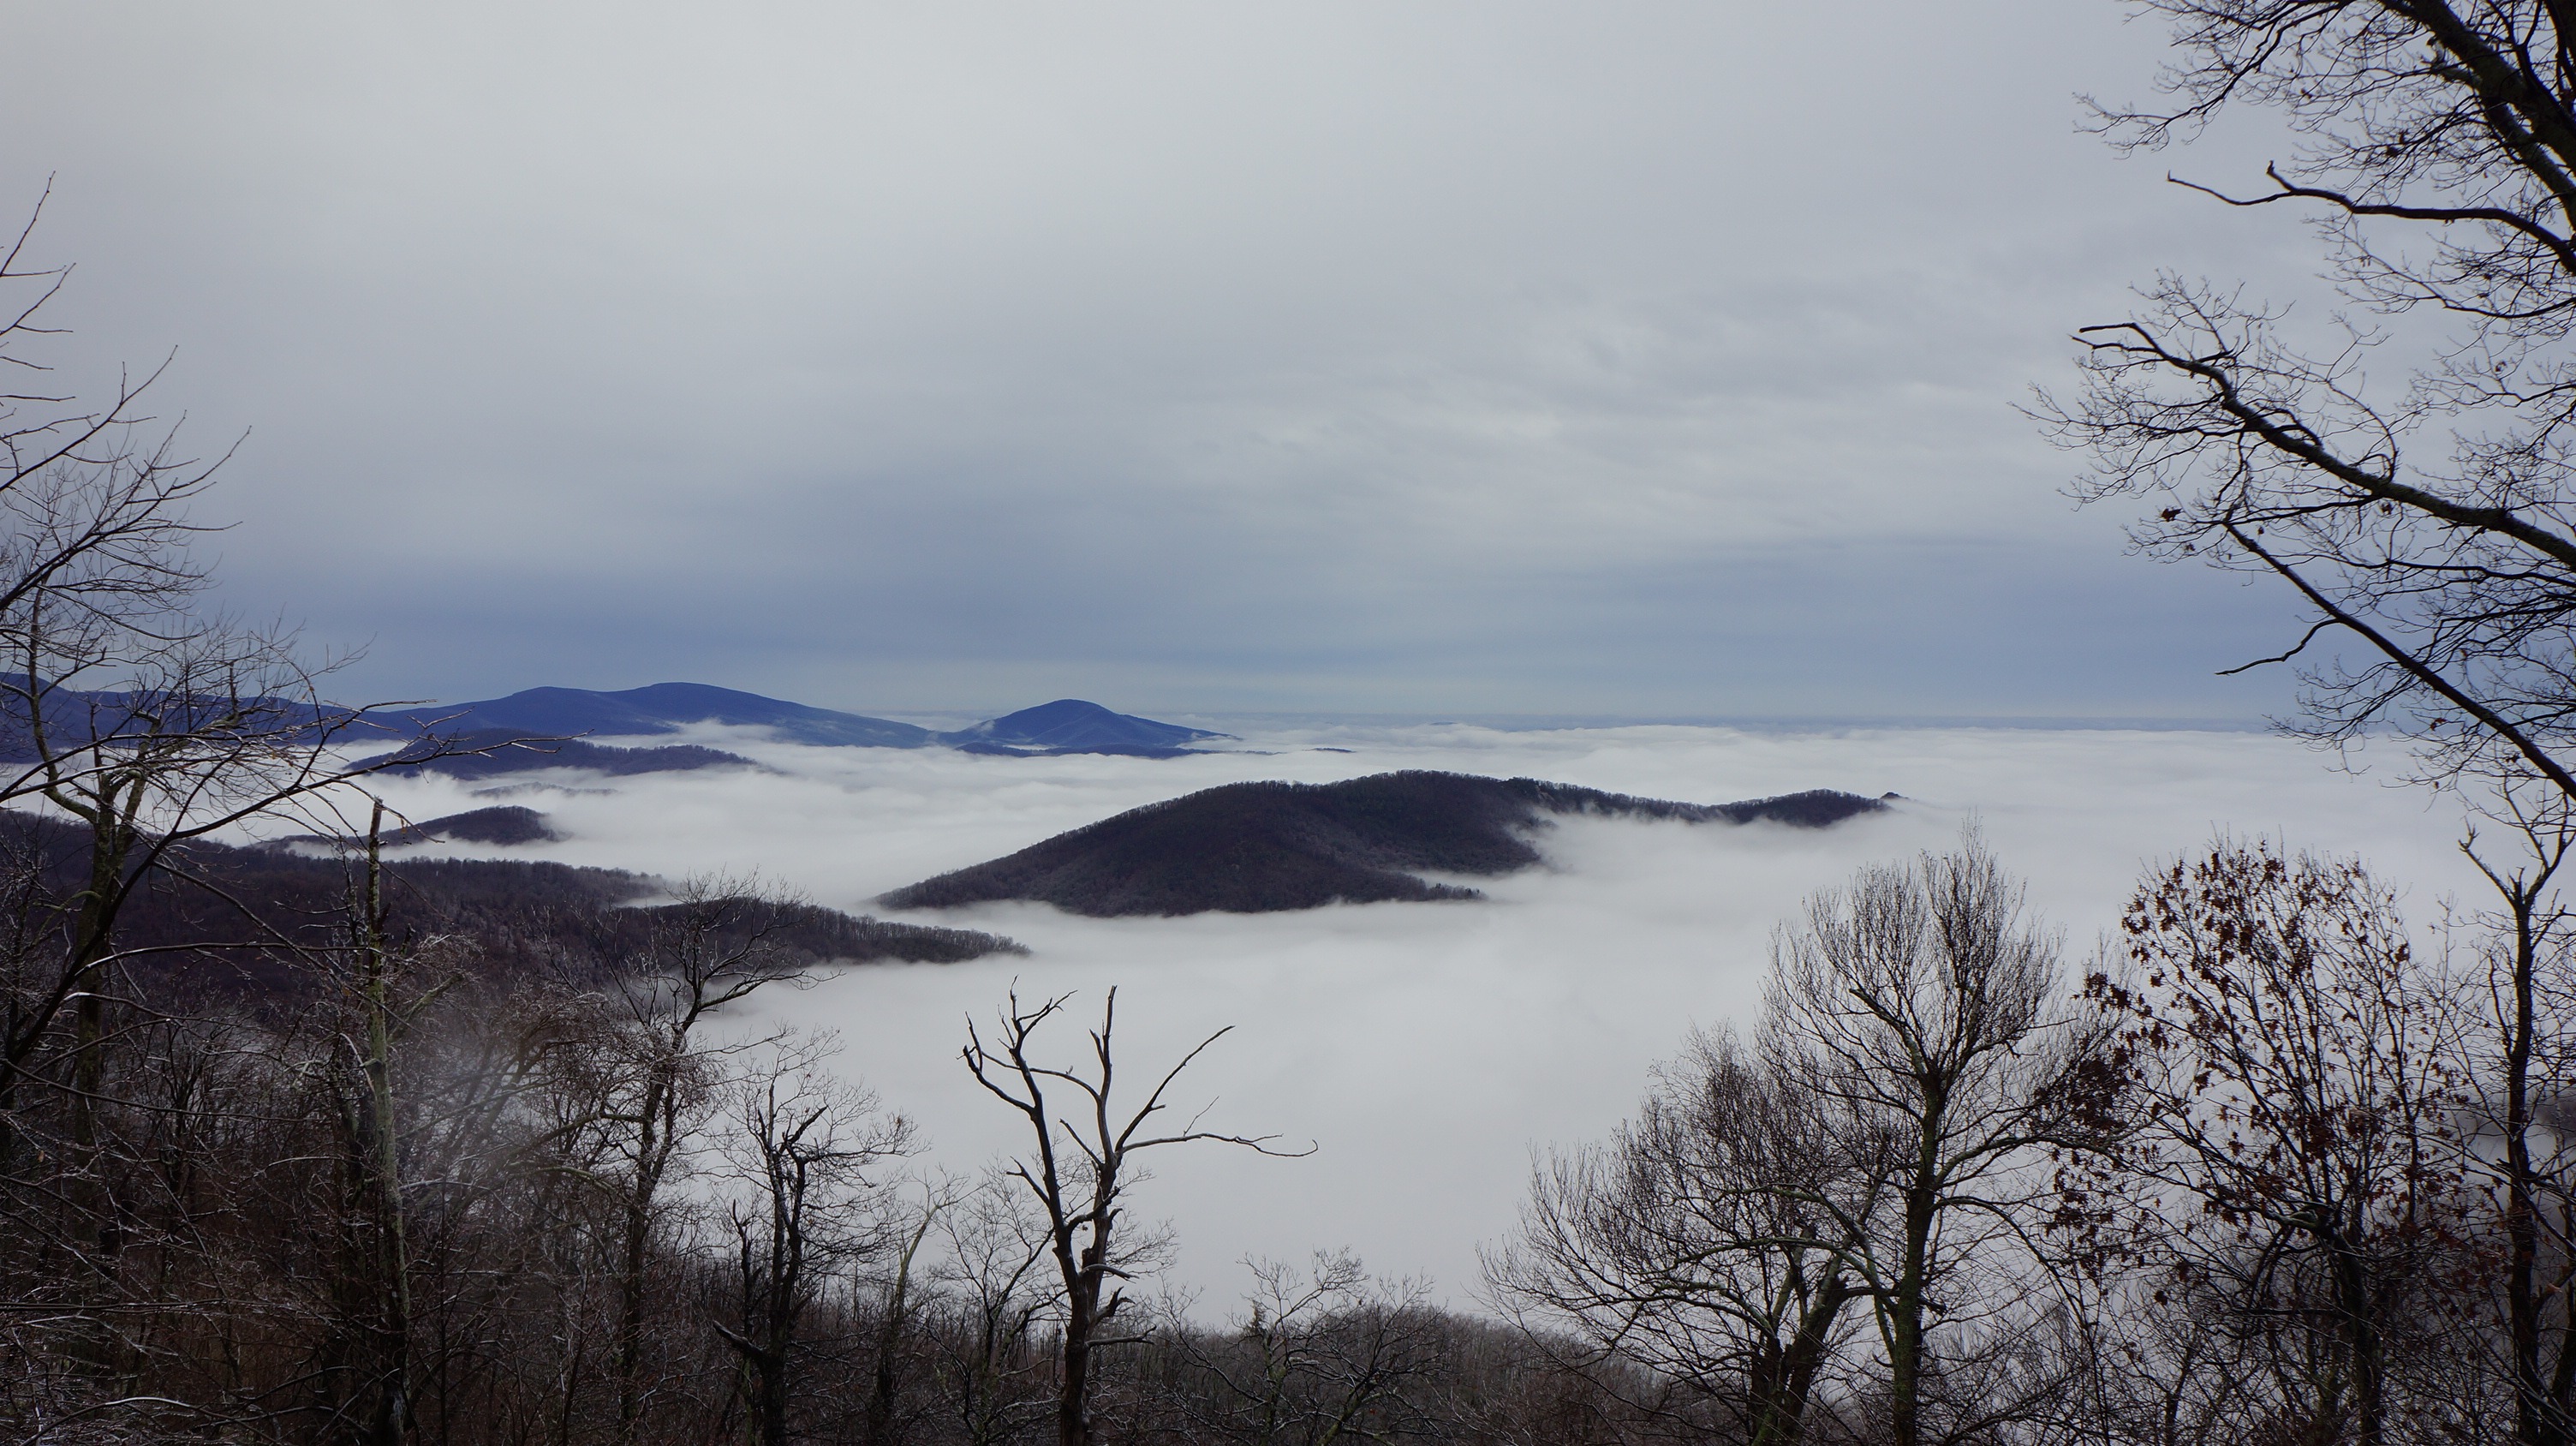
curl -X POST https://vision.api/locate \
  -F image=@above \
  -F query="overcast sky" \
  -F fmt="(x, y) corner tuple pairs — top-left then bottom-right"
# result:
(0, 2), (2334, 719)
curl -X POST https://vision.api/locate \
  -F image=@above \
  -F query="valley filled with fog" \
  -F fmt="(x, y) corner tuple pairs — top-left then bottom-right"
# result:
(332, 720), (2485, 1309)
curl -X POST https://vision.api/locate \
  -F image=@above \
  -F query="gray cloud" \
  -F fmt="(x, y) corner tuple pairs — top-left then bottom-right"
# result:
(1, 0), (2329, 714)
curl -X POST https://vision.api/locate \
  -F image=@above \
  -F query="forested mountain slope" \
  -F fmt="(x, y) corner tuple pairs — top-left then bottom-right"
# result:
(881, 770), (1891, 917)
(1, 811), (1022, 1002)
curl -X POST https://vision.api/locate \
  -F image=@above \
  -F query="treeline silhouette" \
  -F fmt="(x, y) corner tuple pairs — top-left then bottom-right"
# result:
(16, 815), (2576, 1446)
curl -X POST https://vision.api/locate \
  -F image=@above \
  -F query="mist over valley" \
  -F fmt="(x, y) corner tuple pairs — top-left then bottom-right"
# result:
(10, 3), (2565, 1434)
(304, 706), (2482, 1306)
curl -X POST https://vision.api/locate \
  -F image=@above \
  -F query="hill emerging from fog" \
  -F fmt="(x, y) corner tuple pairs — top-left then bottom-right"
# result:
(371, 728), (760, 780)
(262, 804), (565, 851)
(938, 698), (1233, 756)
(880, 770), (1893, 917)
(0, 813), (1025, 1003)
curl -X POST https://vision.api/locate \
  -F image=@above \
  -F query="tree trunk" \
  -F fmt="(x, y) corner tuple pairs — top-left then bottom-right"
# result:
(1753, 1271), (1852, 1446)
(356, 805), (412, 1446)
(1055, 1219), (1109, 1446)
(615, 1068), (671, 1445)
(865, 1210), (933, 1446)
(1058, 1278), (1094, 1446)
(756, 1348), (787, 1446)
(1889, 1116), (1945, 1446)
(2504, 882), (2564, 1446)
(616, 1183), (653, 1443)
(2323, 1215), (2382, 1446)
(64, 795), (137, 1381)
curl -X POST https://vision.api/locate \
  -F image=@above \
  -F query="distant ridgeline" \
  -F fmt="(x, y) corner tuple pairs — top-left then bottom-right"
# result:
(880, 770), (1896, 917)
(371, 684), (1232, 779)
(0, 682), (1230, 775)
(0, 687), (351, 763)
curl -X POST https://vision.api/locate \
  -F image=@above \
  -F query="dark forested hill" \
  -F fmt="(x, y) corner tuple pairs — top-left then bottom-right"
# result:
(368, 727), (760, 780)
(265, 804), (564, 849)
(1, 812), (1023, 1002)
(390, 804), (561, 845)
(879, 771), (1892, 917)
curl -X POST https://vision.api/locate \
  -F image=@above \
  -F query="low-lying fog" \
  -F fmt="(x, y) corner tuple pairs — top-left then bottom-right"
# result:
(342, 721), (2486, 1312)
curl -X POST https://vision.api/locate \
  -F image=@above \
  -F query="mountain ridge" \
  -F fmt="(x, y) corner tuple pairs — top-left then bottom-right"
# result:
(384, 684), (1225, 766)
(394, 682), (938, 750)
(880, 770), (1893, 917)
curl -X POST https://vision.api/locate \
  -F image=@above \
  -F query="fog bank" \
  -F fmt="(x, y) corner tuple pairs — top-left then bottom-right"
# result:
(348, 721), (2481, 1307)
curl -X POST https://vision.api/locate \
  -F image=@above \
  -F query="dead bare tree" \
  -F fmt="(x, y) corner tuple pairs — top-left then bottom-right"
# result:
(713, 1037), (913, 1446)
(962, 987), (1310, 1446)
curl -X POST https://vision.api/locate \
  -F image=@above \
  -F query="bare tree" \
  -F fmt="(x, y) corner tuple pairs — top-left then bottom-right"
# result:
(2065, 841), (2476, 1446)
(302, 804), (603, 1446)
(1486, 1029), (1873, 1446)
(962, 987), (1309, 1446)
(925, 1168), (1059, 1446)
(1762, 833), (2085, 1446)
(1163, 1250), (1449, 1446)
(0, 191), (488, 1184)
(2039, 2), (2576, 801)
(714, 1037), (913, 1446)
(341, 803), (417, 1446)
(587, 879), (814, 1445)
(2452, 780), (2576, 1446)
(0, 184), (229, 721)
(857, 1184), (945, 1446)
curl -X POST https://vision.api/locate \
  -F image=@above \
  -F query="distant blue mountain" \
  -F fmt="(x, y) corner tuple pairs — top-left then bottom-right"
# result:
(938, 699), (1232, 757)
(397, 683), (937, 749)
(383, 684), (1225, 766)
(0, 685), (359, 762)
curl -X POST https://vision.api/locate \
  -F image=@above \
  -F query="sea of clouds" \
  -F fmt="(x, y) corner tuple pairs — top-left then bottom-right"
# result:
(341, 721), (2491, 1312)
